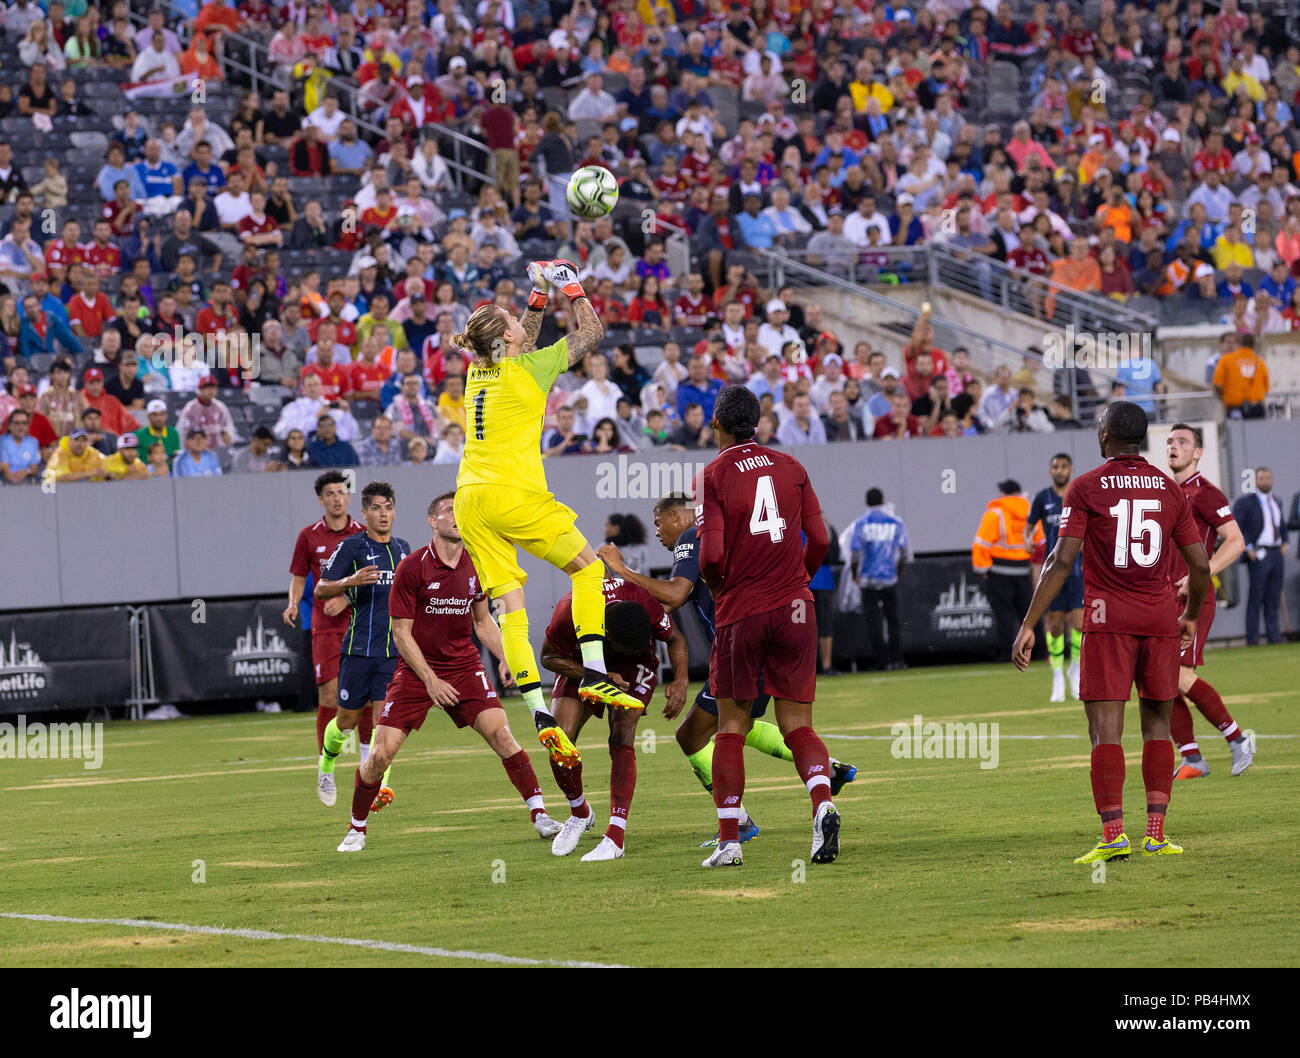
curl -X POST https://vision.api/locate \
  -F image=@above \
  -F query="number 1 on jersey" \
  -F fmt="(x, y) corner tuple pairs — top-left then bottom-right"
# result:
(474, 389), (486, 441)
(750, 474), (787, 542)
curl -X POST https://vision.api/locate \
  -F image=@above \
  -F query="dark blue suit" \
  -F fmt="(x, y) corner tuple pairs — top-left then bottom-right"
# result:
(1232, 490), (1289, 645)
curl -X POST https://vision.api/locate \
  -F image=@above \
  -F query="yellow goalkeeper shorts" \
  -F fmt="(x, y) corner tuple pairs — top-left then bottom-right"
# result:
(454, 485), (586, 596)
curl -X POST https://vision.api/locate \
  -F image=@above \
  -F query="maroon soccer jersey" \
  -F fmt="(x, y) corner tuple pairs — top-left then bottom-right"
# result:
(696, 442), (823, 628)
(545, 577), (675, 676)
(387, 543), (485, 675)
(1169, 471), (1234, 583)
(1058, 455), (1200, 636)
(290, 517), (363, 634)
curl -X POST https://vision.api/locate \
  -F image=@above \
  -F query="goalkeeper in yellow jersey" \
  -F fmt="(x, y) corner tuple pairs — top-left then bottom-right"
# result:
(451, 259), (643, 770)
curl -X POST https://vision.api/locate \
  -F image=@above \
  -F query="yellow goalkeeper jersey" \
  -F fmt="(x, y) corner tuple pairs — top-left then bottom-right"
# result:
(457, 338), (570, 491)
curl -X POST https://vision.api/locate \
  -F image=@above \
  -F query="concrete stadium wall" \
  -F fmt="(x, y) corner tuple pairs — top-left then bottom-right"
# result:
(3, 422), (1297, 644)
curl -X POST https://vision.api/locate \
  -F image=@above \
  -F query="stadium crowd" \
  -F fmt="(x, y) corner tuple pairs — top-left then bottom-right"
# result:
(0, 0), (1297, 484)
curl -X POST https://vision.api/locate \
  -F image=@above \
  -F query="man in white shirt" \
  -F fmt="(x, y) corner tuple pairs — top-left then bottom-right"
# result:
(133, 10), (183, 54)
(810, 353), (847, 415)
(1185, 170), (1235, 225)
(303, 95), (347, 142)
(843, 196), (892, 248)
(214, 170), (253, 229)
(757, 299), (799, 359)
(977, 364), (1017, 429)
(273, 372), (328, 439)
(131, 29), (182, 84)
(568, 72), (618, 122)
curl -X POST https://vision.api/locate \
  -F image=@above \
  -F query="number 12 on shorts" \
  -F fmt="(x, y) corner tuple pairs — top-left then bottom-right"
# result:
(750, 474), (787, 542)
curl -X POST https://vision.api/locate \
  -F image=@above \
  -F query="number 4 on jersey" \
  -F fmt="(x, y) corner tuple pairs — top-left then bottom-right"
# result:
(750, 474), (787, 542)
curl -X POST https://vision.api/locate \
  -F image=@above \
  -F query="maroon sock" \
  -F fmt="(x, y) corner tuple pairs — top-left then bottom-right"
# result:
(712, 732), (746, 844)
(1142, 740), (1174, 841)
(502, 749), (545, 821)
(350, 769), (382, 829)
(357, 707), (375, 754)
(606, 745), (636, 849)
(316, 704), (336, 753)
(1170, 695), (1198, 755)
(1187, 678), (1239, 741)
(1090, 743), (1126, 841)
(549, 758), (590, 817)
(784, 726), (833, 813)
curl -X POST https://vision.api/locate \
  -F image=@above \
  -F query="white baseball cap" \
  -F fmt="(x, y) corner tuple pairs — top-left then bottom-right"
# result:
(766, 298), (787, 314)
(146, 398), (167, 414)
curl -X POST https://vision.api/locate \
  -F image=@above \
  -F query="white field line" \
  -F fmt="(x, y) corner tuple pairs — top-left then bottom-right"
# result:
(0, 913), (629, 968)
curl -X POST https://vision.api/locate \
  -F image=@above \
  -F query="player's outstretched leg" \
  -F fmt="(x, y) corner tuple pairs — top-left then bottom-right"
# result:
(367, 728), (396, 811)
(559, 547), (647, 713)
(1139, 698), (1182, 856)
(1075, 701), (1130, 863)
(781, 717), (840, 864)
(676, 699), (759, 847)
(703, 715), (748, 867)
(472, 708), (559, 838)
(317, 711), (359, 807)
(338, 726), (405, 851)
(494, 597), (582, 767)
(1171, 694), (1209, 779)
(1185, 676), (1254, 776)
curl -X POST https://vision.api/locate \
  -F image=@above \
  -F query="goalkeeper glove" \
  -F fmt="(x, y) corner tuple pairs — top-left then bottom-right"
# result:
(542, 259), (588, 302)
(526, 260), (551, 311)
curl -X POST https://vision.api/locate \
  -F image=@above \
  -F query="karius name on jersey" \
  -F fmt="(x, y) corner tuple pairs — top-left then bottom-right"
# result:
(1099, 474), (1168, 490)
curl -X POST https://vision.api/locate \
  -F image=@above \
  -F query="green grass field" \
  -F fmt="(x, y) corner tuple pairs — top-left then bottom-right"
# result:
(3, 645), (1298, 967)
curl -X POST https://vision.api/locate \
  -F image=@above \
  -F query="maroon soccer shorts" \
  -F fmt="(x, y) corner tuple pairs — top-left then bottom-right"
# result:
(312, 630), (345, 686)
(1079, 631), (1180, 702)
(551, 661), (658, 718)
(711, 601), (817, 704)
(378, 666), (501, 733)
(1178, 599), (1215, 669)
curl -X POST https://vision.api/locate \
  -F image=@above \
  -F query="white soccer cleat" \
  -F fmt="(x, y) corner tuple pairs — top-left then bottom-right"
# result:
(1230, 729), (1257, 776)
(581, 836), (624, 861)
(551, 811), (596, 856)
(317, 770), (337, 807)
(1050, 671), (1066, 703)
(337, 827), (366, 852)
(1068, 662), (1081, 701)
(810, 801), (841, 864)
(702, 841), (743, 867)
(533, 812), (563, 839)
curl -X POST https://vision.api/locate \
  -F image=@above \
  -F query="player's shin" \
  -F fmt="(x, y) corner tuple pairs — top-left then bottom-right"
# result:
(686, 743), (714, 791)
(320, 717), (347, 774)
(1090, 743), (1126, 841)
(785, 726), (833, 812)
(1187, 678), (1240, 741)
(746, 719), (794, 762)
(351, 769), (382, 832)
(1171, 695), (1200, 758)
(568, 561), (608, 674)
(1046, 631), (1066, 671)
(316, 704), (337, 753)
(502, 749), (548, 822)
(498, 607), (547, 716)
(1141, 740), (1174, 842)
(712, 732), (746, 844)
(358, 707), (375, 764)
(606, 745), (636, 849)
(550, 758), (590, 817)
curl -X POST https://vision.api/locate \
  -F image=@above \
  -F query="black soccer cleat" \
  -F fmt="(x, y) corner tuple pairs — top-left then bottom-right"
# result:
(828, 759), (858, 796)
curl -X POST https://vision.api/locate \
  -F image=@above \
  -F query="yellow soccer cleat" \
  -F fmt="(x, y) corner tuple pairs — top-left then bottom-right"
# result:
(1073, 832), (1131, 863)
(535, 709), (581, 768)
(1141, 836), (1184, 856)
(578, 675), (646, 712)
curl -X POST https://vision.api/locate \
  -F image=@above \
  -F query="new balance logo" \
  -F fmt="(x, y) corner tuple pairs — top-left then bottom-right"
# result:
(428, 582), (440, 590)
(316, 546), (327, 552)
(722, 795), (740, 806)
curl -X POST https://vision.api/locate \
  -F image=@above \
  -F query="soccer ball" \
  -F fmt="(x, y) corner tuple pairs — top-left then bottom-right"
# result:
(566, 166), (619, 218)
